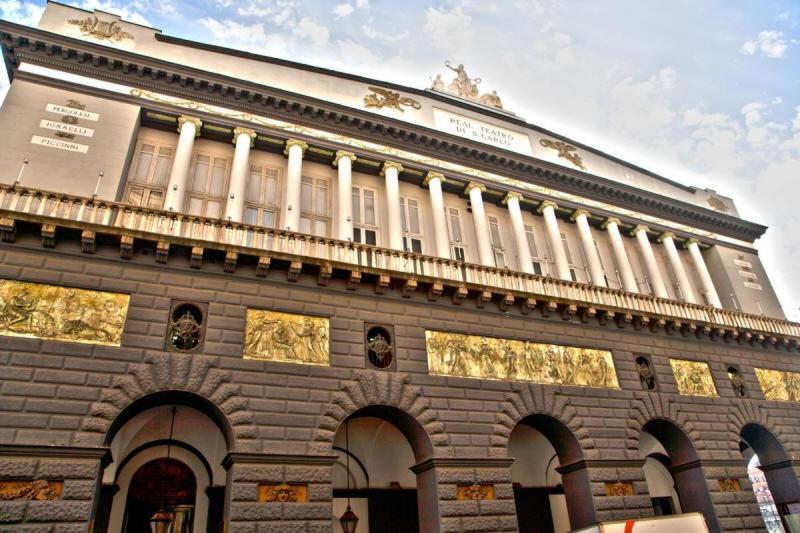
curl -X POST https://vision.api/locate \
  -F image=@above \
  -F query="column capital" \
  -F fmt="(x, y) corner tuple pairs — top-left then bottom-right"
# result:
(283, 139), (309, 156)
(630, 224), (649, 237)
(600, 216), (621, 229)
(177, 116), (202, 136)
(380, 161), (404, 176)
(333, 150), (357, 167)
(464, 182), (487, 194)
(684, 237), (700, 248)
(657, 231), (676, 243)
(423, 171), (446, 187)
(536, 199), (558, 214)
(569, 208), (590, 222)
(501, 191), (523, 205)
(232, 127), (257, 147)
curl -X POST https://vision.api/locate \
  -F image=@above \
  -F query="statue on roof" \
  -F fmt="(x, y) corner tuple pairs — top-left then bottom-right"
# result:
(431, 61), (504, 110)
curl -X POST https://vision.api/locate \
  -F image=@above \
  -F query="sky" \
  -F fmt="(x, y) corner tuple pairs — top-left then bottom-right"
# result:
(1, 0), (799, 319)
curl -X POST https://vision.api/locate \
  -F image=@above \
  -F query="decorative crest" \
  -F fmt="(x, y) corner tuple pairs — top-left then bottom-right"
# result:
(363, 86), (422, 112)
(430, 61), (504, 110)
(539, 139), (587, 170)
(67, 16), (134, 42)
(707, 194), (730, 213)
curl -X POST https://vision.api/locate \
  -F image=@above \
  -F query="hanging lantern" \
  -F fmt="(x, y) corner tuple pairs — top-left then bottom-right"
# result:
(338, 504), (359, 533)
(150, 508), (173, 533)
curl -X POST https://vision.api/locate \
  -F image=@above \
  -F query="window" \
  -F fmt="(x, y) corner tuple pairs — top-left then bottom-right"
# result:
(244, 164), (280, 228)
(300, 176), (329, 237)
(187, 154), (228, 218)
(447, 206), (466, 261)
(524, 224), (545, 275)
(487, 215), (506, 268)
(352, 185), (378, 245)
(560, 232), (578, 281)
(400, 197), (423, 253)
(125, 141), (174, 209)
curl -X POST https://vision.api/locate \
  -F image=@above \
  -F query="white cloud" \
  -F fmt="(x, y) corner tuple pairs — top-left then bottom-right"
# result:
(0, 0), (45, 26)
(355, 0), (369, 7)
(741, 30), (788, 58)
(362, 23), (408, 43)
(70, 0), (151, 26)
(332, 3), (354, 19)
(792, 106), (800, 132)
(293, 16), (329, 47)
(197, 17), (287, 55)
(424, 5), (473, 51)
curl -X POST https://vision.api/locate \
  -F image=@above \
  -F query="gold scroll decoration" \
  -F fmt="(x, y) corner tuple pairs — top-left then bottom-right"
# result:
(754, 368), (800, 402)
(244, 309), (329, 365)
(0, 480), (63, 500)
(457, 484), (494, 501)
(669, 359), (718, 397)
(604, 482), (634, 496)
(258, 483), (308, 503)
(425, 331), (619, 388)
(718, 479), (741, 492)
(0, 280), (129, 346)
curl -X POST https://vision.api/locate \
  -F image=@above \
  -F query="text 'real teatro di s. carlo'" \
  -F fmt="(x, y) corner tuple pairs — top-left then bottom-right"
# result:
(0, 3), (799, 533)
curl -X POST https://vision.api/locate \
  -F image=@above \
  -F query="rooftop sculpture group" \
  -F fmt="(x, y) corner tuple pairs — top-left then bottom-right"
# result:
(430, 61), (504, 110)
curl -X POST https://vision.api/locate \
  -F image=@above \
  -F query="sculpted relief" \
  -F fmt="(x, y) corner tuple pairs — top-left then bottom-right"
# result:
(0, 280), (129, 346)
(430, 62), (504, 110)
(425, 330), (619, 388)
(754, 368), (800, 402)
(243, 309), (329, 365)
(669, 359), (718, 397)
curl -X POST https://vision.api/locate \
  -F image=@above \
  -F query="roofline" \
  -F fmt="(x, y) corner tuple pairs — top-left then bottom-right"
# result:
(45, 0), (164, 32)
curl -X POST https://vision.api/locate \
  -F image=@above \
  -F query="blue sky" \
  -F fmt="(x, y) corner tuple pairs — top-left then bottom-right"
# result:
(2, 0), (800, 318)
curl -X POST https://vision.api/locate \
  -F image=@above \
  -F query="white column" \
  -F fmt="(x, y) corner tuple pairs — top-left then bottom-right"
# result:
(466, 182), (494, 267)
(601, 217), (638, 293)
(686, 239), (722, 308)
(537, 200), (571, 281)
(632, 225), (668, 298)
(283, 139), (308, 232)
(424, 172), (451, 259)
(334, 151), (356, 241)
(571, 209), (607, 287)
(381, 161), (405, 251)
(224, 127), (257, 223)
(503, 192), (533, 274)
(166, 116), (202, 212)
(658, 232), (697, 304)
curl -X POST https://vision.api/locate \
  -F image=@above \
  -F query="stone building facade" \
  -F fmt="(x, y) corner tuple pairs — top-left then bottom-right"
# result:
(0, 3), (798, 533)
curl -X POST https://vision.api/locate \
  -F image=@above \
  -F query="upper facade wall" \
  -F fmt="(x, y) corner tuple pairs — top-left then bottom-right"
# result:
(36, 2), (737, 217)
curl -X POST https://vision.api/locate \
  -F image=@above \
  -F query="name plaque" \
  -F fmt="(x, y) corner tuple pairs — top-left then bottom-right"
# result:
(45, 103), (99, 121)
(39, 119), (95, 138)
(433, 108), (532, 155)
(31, 135), (89, 153)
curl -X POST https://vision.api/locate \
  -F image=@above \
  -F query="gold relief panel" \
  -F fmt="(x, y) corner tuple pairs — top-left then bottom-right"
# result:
(0, 480), (63, 500)
(457, 484), (494, 501)
(604, 482), (634, 496)
(718, 479), (741, 492)
(258, 483), (308, 503)
(0, 280), (129, 346)
(243, 309), (329, 365)
(669, 359), (718, 397)
(754, 368), (800, 402)
(425, 331), (619, 388)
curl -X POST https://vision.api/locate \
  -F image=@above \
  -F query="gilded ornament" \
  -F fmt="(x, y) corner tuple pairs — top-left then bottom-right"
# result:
(707, 195), (730, 214)
(717, 479), (741, 492)
(431, 62), (504, 110)
(0, 280), (129, 346)
(669, 359), (718, 397)
(363, 86), (421, 112)
(539, 139), (587, 170)
(425, 331), (619, 388)
(258, 483), (308, 503)
(0, 480), (63, 500)
(754, 368), (800, 402)
(604, 482), (634, 496)
(67, 16), (134, 42)
(457, 484), (494, 500)
(244, 309), (329, 365)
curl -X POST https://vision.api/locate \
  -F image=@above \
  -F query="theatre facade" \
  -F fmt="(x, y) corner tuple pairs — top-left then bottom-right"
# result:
(0, 3), (799, 532)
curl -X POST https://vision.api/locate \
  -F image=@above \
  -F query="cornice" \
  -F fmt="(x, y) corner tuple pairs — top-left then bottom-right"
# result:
(222, 452), (338, 470)
(0, 444), (112, 465)
(410, 457), (516, 474)
(0, 22), (768, 242)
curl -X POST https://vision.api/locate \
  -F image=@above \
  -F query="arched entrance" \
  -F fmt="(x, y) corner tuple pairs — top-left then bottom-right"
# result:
(509, 414), (596, 533)
(91, 391), (232, 533)
(123, 458), (196, 532)
(641, 419), (719, 531)
(331, 405), (438, 533)
(740, 423), (800, 531)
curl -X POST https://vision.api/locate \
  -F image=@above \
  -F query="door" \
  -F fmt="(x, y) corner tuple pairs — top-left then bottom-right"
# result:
(514, 487), (557, 533)
(122, 458), (196, 533)
(367, 489), (419, 533)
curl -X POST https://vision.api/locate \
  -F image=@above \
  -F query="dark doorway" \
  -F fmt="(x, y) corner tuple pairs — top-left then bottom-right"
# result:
(514, 486), (562, 533)
(651, 496), (675, 516)
(334, 488), (419, 533)
(122, 458), (196, 533)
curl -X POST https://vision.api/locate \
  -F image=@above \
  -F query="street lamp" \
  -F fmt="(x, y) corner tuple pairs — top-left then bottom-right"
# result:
(338, 420), (359, 533)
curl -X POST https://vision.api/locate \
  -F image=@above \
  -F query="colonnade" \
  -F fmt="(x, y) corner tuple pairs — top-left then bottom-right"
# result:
(163, 116), (722, 307)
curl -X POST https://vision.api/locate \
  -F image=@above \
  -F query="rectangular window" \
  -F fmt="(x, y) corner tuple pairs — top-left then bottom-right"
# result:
(187, 154), (229, 217)
(352, 185), (378, 245)
(487, 215), (505, 268)
(125, 141), (175, 210)
(525, 224), (546, 276)
(244, 164), (280, 228)
(300, 176), (330, 237)
(400, 197), (423, 253)
(560, 232), (574, 265)
(447, 206), (467, 261)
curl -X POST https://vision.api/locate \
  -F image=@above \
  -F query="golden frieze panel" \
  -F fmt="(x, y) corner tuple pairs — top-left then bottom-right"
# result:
(243, 309), (329, 365)
(718, 479), (741, 492)
(0, 279), (129, 346)
(669, 359), (718, 397)
(363, 86), (422, 112)
(539, 139), (587, 170)
(457, 484), (494, 501)
(754, 368), (800, 402)
(425, 331), (619, 388)
(0, 480), (63, 500)
(258, 483), (308, 503)
(604, 482), (634, 496)
(68, 16), (134, 42)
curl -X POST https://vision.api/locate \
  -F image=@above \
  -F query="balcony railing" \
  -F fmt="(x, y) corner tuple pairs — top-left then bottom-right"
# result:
(1, 184), (799, 342)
